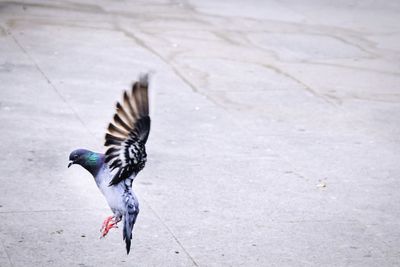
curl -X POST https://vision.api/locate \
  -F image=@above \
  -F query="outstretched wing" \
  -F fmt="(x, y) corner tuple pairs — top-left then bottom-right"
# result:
(104, 74), (150, 186)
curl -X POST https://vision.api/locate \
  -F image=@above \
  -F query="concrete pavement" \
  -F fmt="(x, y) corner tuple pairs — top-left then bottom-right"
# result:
(0, 0), (399, 266)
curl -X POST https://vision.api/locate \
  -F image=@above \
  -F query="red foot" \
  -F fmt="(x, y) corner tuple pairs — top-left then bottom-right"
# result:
(100, 216), (119, 238)
(100, 216), (113, 232)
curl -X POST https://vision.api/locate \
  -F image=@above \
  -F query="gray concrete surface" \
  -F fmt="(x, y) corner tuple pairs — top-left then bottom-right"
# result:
(0, 0), (400, 266)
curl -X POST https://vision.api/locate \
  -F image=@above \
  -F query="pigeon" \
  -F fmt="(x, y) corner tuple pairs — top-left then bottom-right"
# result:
(68, 74), (150, 254)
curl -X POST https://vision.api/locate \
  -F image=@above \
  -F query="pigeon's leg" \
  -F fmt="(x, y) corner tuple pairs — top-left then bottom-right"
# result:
(100, 216), (121, 238)
(100, 216), (114, 233)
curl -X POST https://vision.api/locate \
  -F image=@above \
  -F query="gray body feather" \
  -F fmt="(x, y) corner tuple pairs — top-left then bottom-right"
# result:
(95, 161), (139, 254)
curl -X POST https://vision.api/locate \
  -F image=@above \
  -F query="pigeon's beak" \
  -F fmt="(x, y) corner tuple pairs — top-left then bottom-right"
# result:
(68, 161), (74, 168)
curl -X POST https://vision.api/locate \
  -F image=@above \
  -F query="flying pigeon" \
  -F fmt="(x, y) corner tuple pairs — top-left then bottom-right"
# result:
(68, 74), (150, 254)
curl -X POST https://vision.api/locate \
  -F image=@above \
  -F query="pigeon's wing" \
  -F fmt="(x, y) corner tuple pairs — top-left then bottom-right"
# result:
(104, 74), (150, 186)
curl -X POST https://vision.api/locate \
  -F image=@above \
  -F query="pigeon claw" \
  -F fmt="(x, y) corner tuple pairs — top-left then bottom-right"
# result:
(100, 216), (119, 238)
(100, 216), (114, 232)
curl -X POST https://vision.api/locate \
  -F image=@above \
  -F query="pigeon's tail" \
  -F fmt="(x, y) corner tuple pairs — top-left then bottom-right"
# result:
(123, 189), (139, 254)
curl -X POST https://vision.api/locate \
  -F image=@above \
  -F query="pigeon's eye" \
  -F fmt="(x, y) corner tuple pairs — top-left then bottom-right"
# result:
(73, 154), (79, 160)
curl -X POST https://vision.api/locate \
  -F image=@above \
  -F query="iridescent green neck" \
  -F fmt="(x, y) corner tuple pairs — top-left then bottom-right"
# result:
(82, 152), (104, 177)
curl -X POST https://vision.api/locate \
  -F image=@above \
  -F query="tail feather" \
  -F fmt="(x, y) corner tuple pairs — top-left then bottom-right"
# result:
(123, 190), (139, 254)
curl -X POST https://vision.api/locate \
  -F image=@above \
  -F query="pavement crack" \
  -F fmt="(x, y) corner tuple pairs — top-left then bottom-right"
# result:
(0, 1), (105, 15)
(0, 239), (13, 267)
(113, 20), (224, 110)
(260, 63), (337, 106)
(0, 208), (110, 214)
(142, 199), (199, 266)
(6, 26), (94, 136)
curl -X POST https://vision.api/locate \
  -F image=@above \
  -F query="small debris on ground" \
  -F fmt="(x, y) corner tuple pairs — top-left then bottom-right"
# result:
(51, 229), (64, 235)
(317, 180), (327, 189)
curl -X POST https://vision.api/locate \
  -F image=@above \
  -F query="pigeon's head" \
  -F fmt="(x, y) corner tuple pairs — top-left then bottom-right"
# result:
(68, 149), (104, 176)
(68, 149), (91, 168)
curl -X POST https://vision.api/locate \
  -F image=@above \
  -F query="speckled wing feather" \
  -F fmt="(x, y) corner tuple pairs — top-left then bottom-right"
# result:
(104, 74), (150, 186)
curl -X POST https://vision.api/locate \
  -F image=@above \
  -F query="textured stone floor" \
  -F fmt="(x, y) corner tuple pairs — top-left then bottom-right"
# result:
(0, 1), (399, 266)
